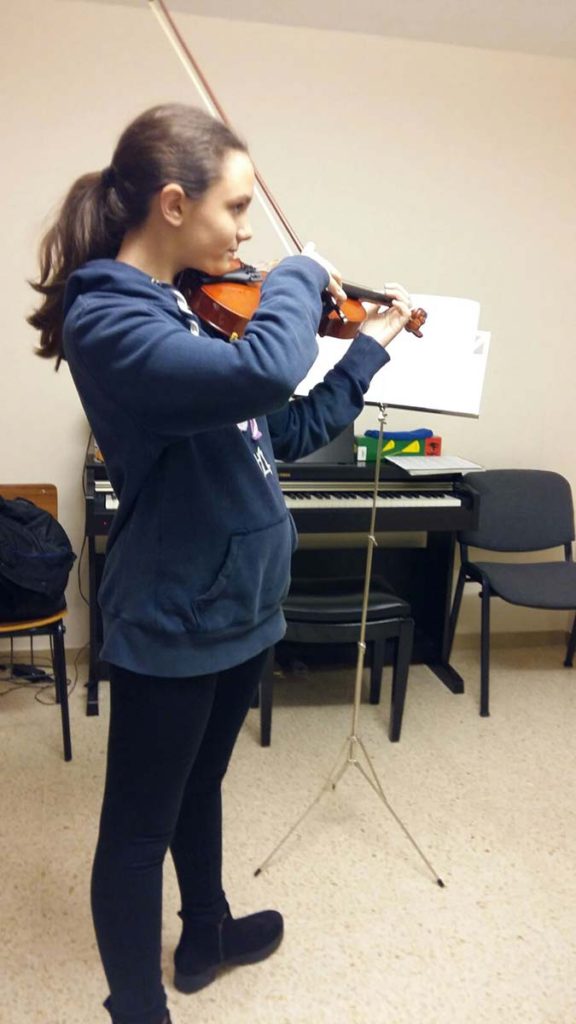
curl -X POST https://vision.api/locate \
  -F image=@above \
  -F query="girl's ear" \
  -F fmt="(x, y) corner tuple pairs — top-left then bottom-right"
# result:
(158, 183), (187, 227)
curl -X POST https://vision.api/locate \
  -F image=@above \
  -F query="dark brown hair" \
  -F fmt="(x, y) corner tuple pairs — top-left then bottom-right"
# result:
(28, 103), (247, 364)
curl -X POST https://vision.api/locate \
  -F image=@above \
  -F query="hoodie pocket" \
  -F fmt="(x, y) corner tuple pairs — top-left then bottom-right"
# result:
(187, 516), (293, 638)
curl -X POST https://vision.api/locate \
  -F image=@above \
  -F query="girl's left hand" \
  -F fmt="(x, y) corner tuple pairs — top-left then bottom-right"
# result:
(360, 283), (413, 348)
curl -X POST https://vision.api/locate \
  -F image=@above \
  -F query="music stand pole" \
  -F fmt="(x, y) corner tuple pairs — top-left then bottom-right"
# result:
(255, 405), (445, 887)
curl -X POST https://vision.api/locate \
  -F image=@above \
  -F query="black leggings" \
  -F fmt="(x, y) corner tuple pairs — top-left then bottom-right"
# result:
(91, 649), (268, 1024)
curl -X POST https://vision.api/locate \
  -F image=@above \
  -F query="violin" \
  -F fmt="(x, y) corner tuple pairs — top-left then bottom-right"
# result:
(179, 262), (427, 340)
(150, 0), (427, 341)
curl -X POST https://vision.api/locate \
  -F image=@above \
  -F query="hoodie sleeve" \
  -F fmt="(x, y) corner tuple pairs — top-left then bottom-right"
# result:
(64, 256), (328, 438)
(267, 332), (390, 462)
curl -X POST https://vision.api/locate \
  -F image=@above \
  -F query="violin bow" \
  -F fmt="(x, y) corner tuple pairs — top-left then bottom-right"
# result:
(148, 0), (301, 257)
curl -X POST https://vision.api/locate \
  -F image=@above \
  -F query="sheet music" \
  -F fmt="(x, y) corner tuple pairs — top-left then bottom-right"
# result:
(294, 295), (491, 418)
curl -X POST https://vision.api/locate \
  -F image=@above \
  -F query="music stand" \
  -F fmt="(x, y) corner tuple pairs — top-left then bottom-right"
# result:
(255, 404), (445, 887)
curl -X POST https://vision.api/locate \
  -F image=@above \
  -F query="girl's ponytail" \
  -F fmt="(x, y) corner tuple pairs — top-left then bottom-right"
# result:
(28, 169), (125, 365)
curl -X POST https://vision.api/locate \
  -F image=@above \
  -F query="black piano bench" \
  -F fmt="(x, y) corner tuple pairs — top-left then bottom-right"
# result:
(256, 577), (414, 746)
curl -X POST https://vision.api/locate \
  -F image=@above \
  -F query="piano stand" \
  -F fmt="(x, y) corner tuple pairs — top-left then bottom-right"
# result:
(288, 526), (467, 697)
(427, 661), (465, 695)
(85, 533), (106, 716)
(83, 453), (479, 715)
(85, 678), (100, 716)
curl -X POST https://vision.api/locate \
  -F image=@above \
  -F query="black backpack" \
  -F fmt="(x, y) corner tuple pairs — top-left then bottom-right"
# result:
(0, 496), (76, 621)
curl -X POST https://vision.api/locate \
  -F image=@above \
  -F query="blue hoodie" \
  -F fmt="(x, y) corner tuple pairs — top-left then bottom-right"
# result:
(63, 255), (390, 676)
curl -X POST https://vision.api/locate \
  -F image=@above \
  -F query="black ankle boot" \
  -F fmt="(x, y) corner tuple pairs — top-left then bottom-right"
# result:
(174, 905), (284, 993)
(103, 996), (172, 1024)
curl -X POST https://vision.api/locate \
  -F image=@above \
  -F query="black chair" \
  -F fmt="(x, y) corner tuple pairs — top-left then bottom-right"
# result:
(257, 576), (414, 745)
(447, 469), (576, 717)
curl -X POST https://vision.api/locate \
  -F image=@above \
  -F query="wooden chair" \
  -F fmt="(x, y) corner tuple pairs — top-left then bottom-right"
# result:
(0, 484), (72, 761)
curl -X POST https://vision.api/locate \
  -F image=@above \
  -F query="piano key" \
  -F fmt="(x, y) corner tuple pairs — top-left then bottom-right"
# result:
(284, 491), (461, 509)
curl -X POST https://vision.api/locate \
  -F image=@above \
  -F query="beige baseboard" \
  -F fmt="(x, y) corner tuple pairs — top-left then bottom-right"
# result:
(1, 631), (571, 664)
(452, 630), (568, 651)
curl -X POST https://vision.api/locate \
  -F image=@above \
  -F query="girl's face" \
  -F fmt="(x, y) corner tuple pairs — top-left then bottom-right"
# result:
(180, 149), (255, 275)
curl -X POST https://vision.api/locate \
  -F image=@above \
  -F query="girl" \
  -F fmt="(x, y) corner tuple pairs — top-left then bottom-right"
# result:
(29, 103), (412, 1024)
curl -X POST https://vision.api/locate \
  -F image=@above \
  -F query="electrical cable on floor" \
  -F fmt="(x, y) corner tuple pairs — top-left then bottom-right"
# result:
(0, 642), (88, 703)
(77, 534), (90, 606)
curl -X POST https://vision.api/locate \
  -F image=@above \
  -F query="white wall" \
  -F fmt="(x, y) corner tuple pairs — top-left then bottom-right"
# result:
(2, 0), (575, 648)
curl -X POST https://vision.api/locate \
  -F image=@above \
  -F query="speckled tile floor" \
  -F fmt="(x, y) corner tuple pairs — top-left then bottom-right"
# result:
(1, 642), (575, 1024)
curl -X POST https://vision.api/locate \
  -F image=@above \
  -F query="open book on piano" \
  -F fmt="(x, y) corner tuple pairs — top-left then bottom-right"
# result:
(384, 455), (484, 476)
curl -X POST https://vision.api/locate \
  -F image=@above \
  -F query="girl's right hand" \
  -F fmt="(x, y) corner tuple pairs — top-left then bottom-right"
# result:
(300, 242), (347, 305)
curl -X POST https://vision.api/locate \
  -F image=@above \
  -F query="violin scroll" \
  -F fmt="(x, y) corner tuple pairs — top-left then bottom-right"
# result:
(405, 307), (427, 338)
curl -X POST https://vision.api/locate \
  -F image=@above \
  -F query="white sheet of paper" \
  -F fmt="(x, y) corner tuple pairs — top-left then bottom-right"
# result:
(294, 295), (491, 418)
